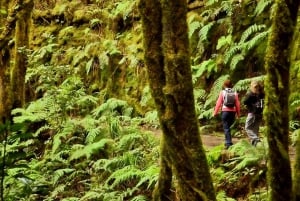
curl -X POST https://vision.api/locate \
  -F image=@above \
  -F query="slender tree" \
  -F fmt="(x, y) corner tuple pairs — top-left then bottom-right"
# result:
(11, 0), (34, 108)
(263, 0), (299, 201)
(139, 0), (216, 200)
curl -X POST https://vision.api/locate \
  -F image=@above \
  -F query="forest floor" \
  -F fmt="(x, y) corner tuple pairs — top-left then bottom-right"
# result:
(147, 128), (296, 160)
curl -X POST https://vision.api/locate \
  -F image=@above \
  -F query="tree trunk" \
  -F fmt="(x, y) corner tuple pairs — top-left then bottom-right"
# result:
(11, 0), (34, 108)
(139, 0), (216, 200)
(0, 0), (22, 122)
(264, 1), (299, 201)
(291, 13), (300, 201)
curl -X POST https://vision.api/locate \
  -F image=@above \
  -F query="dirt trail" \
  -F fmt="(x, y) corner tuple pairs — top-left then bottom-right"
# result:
(149, 128), (296, 159)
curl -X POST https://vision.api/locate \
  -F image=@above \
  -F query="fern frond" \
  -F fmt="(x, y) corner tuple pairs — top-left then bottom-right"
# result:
(224, 44), (243, 64)
(142, 111), (159, 127)
(254, 0), (273, 16)
(136, 165), (159, 189)
(216, 35), (232, 50)
(118, 133), (143, 151)
(188, 21), (202, 38)
(199, 22), (215, 42)
(239, 24), (266, 43)
(53, 168), (75, 185)
(105, 165), (142, 189)
(85, 127), (103, 144)
(80, 191), (102, 201)
(206, 145), (224, 166)
(69, 138), (114, 161)
(93, 149), (142, 172)
(92, 98), (129, 117)
(130, 195), (149, 201)
(51, 150), (70, 164)
(229, 140), (267, 172)
(229, 54), (244, 71)
(52, 120), (76, 155)
(50, 184), (67, 198)
(245, 30), (269, 51)
(192, 59), (217, 82)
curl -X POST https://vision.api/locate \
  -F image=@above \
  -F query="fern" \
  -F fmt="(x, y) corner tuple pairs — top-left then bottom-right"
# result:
(239, 24), (266, 43)
(216, 191), (236, 201)
(92, 98), (129, 117)
(229, 54), (244, 71)
(206, 145), (224, 166)
(117, 133), (144, 151)
(52, 120), (76, 155)
(245, 30), (269, 51)
(136, 165), (159, 189)
(69, 138), (114, 161)
(50, 184), (67, 199)
(254, 0), (273, 16)
(105, 165), (142, 189)
(223, 44), (243, 64)
(229, 140), (267, 172)
(192, 59), (217, 82)
(188, 21), (202, 38)
(52, 168), (75, 185)
(142, 110), (159, 127)
(79, 191), (102, 200)
(130, 195), (149, 201)
(216, 35), (232, 50)
(198, 22), (215, 42)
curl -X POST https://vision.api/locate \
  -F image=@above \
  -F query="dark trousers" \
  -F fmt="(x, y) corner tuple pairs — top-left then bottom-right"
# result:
(221, 111), (236, 146)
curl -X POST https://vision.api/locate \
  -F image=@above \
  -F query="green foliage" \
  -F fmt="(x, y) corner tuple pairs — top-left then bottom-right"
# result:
(2, 0), (281, 199)
(254, 0), (273, 16)
(223, 24), (268, 71)
(192, 59), (217, 82)
(198, 22), (215, 42)
(229, 140), (267, 172)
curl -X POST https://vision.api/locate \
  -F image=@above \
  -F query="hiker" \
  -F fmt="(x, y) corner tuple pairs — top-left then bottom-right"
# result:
(213, 79), (241, 149)
(243, 80), (264, 146)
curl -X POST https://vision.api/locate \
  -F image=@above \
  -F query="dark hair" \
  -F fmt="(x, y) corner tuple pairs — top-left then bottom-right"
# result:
(223, 79), (233, 89)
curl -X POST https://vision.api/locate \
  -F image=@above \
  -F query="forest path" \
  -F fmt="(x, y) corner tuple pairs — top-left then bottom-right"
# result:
(147, 128), (296, 160)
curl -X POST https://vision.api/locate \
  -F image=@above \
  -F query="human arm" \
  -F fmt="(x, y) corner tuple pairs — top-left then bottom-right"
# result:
(235, 93), (241, 117)
(213, 91), (223, 116)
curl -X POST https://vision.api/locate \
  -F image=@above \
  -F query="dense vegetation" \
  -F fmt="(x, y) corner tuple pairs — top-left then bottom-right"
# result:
(0, 0), (299, 200)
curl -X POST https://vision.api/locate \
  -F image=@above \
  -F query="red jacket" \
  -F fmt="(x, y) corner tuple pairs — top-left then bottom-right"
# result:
(213, 89), (241, 117)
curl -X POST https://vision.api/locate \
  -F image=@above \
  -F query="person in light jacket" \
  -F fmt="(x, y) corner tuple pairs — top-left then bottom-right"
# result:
(213, 79), (241, 149)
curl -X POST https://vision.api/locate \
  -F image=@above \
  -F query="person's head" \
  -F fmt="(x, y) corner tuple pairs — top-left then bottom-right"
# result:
(223, 79), (233, 89)
(250, 80), (262, 94)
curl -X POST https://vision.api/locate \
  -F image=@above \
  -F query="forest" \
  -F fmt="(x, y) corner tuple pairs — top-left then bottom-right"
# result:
(0, 0), (300, 200)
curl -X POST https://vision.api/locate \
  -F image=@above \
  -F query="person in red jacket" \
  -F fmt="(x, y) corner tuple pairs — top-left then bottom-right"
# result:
(213, 79), (241, 149)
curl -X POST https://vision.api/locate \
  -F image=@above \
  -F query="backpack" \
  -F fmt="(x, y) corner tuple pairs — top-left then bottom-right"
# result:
(223, 88), (236, 108)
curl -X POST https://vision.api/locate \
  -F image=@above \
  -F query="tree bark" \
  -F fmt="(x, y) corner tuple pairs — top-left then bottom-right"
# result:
(139, 0), (216, 200)
(11, 0), (34, 108)
(291, 12), (300, 201)
(264, 1), (299, 201)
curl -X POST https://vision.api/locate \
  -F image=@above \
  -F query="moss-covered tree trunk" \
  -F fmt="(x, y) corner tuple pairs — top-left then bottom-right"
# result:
(291, 14), (300, 201)
(264, 0), (299, 201)
(11, 0), (33, 108)
(139, 0), (216, 200)
(0, 0), (23, 122)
